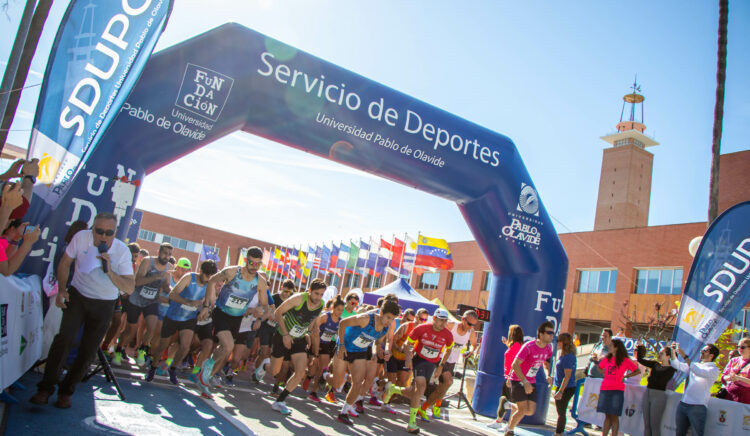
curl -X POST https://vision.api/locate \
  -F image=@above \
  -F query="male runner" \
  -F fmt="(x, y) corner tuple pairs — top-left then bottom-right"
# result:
(268, 278), (326, 415)
(197, 247), (269, 397)
(306, 295), (345, 402)
(385, 308), (454, 434)
(253, 280), (294, 382)
(333, 300), (400, 425)
(146, 260), (217, 385)
(113, 243), (173, 366)
(421, 310), (478, 419)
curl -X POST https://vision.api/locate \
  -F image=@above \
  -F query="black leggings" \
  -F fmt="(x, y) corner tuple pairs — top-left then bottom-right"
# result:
(555, 387), (576, 434)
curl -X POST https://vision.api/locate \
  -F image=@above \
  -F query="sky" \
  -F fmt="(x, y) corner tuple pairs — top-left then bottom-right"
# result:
(1, 1), (749, 249)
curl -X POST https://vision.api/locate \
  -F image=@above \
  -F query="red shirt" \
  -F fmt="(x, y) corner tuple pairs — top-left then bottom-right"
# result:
(408, 323), (454, 363)
(599, 357), (638, 391)
(504, 342), (522, 377)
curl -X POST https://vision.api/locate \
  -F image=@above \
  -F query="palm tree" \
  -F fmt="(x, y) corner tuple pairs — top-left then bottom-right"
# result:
(708, 0), (729, 224)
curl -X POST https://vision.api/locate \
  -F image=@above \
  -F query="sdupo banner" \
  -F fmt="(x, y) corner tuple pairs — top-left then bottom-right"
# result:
(27, 0), (173, 217)
(0, 275), (43, 390)
(672, 201), (750, 361)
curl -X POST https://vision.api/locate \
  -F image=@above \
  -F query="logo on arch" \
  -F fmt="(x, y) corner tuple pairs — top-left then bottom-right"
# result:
(175, 63), (235, 121)
(517, 183), (539, 216)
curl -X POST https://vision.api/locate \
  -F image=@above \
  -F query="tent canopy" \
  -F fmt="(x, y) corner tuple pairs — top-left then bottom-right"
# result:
(363, 278), (439, 314)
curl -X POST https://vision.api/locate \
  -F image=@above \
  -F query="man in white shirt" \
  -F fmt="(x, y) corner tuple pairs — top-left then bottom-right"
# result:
(669, 342), (720, 436)
(30, 212), (134, 409)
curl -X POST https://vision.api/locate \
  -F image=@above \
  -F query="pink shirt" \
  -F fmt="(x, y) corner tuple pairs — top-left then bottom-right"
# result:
(509, 340), (553, 383)
(599, 356), (638, 391)
(0, 238), (8, 262)
(504, 342), (522, 377)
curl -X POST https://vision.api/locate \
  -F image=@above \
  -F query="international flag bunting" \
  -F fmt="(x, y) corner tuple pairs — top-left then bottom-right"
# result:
(320, 245), (331, 271)
(366, 251), (378, 275)
(380, 238), (392, 253)
(262, 248), (270, 272)
(415, 235), (454, 269)
(401, 236), (417, 277)
(199, 245), (220, 263)
(347, 242), (359, 272)
(330, 244), (340, 274)
(314, 246), (323, 270)
(298, 251), (307, 278)
(389, 238), (405, 269)
(337, 244), (350, 271)
(356, 241), (370, 269)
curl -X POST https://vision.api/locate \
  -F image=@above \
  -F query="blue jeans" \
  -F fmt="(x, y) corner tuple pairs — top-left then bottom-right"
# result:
(675, 401), (706, 436)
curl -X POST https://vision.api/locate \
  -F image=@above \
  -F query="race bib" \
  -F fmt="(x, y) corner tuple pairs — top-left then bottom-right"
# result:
(180, 304), (198, 312)
(196, 316), (212, 326)
(140, 286), (159, 299)
(226, 294), (249, 310)
(526, 362), (542, 378)
(352, 334), (374, 349)
(321, 331), (336, 342)
(421, 346), (441, 360)
(289, 325), (308, 338)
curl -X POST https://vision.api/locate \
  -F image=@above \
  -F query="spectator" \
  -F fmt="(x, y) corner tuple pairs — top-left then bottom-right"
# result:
(586, 328), (613, 378)
(636, 343), (677, 436)
(553, 332), (577, 436)
(720, 337), (750, 404)
(488, 324), (525, 431)
(592, 339), (640, 436)
(0, 158), (37, 220)
(0, 218), (40, 276)
(670, 342), (720, 436)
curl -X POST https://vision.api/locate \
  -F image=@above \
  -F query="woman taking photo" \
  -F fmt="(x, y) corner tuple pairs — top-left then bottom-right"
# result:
(635, 343), (676, 436)
(592, 339), (640, 436)
(553, 333), (577, 436)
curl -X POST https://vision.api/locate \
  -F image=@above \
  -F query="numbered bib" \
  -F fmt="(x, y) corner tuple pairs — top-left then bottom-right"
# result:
(196, 316), (212, 326)
(180, 304), (198, 312)
(226, 294), (249, 310)
(526, 363), (542, 378)
(421, 346), (441, 360)
(321, 331), (336, 342)
(352, 334), (374, 349)
(140, 286), (159, 299)
(289, 325), (308, 338)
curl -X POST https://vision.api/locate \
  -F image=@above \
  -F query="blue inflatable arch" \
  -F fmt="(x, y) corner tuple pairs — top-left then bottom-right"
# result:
(27, 24), (567, 420)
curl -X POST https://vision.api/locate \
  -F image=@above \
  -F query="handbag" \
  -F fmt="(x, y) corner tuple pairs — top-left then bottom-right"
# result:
(716, 358), (750, 399)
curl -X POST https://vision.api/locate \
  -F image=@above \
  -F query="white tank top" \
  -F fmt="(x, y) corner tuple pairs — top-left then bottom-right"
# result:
(447, 323), (472, 364)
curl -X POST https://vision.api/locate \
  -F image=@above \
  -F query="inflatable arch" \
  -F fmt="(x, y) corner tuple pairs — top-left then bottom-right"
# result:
(25, 24), (568, 420)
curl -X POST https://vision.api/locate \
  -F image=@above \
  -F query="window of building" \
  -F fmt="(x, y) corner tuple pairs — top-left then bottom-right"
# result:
(138, 229), (156, 242)
(448, 272), (473, 291)
(481, 271), (496, 291)
(635, 268), (683, 295)
(732, 309), (749, 341)
(417, 272), (440, 290)
(361, 275), (382, 289)
(577, 269), (617, 293)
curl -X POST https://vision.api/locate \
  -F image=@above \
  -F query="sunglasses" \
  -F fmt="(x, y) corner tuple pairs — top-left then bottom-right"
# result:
(419, 317), (428, 322)
(246, 260), (262, 266)
(739, 346), (748, 350)
(544, 330), (555, 335)
(94, 228), (115, 236)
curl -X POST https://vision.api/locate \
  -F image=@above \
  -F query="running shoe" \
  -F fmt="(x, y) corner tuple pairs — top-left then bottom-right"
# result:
(324, 391), (338, 403)
(417, 407), (430, 422)
(432, 405), (442, 419)
(487, 421), (507, 431)
(302, 377), (311, 391)
(254, 364), (266, 383)
(198, 359), (215, 387)
(308, 392), (322, 403)
(503, 431), (514, 436)
(168, 367), (179, 385)
(406, 423), (420, 434)
(381, 403), (398, 415)
(156, 365), (167, 377)
(271, 401), (291, 415)
(355, 400), (365, 415)
(198, 383), (213, 399)
(112, 350), (123, 366)
(210, 374), (223, 388)
(188, 372), (200, 385)
(145, 365), (157, 382)
(369, 396), (382, 407)
(136, 348), (147, 366)
(271, 385), (280, 395)
(383, 382), (400, 404)
(346, 405), (359, 418)
(337, 413), (353, 426)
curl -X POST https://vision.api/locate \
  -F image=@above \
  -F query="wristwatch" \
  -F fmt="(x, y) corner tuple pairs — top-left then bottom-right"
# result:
(23, 174), (36, 184)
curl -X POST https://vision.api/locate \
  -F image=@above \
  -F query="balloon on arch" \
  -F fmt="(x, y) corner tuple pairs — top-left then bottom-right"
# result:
(23, 24), (567, 421)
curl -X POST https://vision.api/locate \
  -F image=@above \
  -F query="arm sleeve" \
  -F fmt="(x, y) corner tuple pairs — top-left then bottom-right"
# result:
(637, 357), (657, 369)
(691, 362), (720, 378)
(670, 357), (689, 372)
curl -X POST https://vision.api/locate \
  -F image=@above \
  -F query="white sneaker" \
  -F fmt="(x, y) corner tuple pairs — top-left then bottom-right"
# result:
(272, 401), (291, 415)
(487, 421), (507, 431)
(346, 403), (359, 417)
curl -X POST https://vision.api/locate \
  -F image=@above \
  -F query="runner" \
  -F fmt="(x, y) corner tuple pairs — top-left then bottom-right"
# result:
(421, 310), (478, 419)
(146, 260), (217, 385)
(341, 290), (360, 318)
(505, 321), (554, 436)
(384, 308), (454, 434)
(197, 246), (269, 398)
(152, 257), (192, 371)
(489, 324), (525, 431)
(306, 295), (345, 402)
(332, 299), (400, 426)
(253, 280), (294, 383)
(387, 308), (427, 389)
(101, 242), (140, 354)
(113, 243), (173, 366)
(226, 284), (273, 384)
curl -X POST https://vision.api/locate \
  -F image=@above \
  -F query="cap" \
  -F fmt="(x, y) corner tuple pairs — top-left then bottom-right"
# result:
(434, 308), (450, 320)
(176, 258), (192, 269)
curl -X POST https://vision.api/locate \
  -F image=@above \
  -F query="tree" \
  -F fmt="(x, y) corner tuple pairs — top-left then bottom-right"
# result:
(707, 0), (729, 224)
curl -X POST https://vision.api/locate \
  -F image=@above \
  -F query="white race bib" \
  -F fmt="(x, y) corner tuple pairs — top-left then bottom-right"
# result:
(180, 304), (198, 312)
(526, 362), (542, 378)
(140, 286), (159, 299)
(225, 294), (248, 310)
(421, 346), (440, 360)
(267, 319), (278, 327)
(321, 331), (336, 342)
(289, 325), (308, 338)
(196, 316), (212, 326)
(352, 334), (374, 349)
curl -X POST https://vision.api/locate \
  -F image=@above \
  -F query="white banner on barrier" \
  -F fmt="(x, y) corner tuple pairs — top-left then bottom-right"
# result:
(578, 378), (750, 436)
(0, 274), (43, 390)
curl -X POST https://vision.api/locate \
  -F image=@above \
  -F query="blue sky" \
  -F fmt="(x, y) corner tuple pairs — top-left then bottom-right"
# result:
(2, 1), (749, 248)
